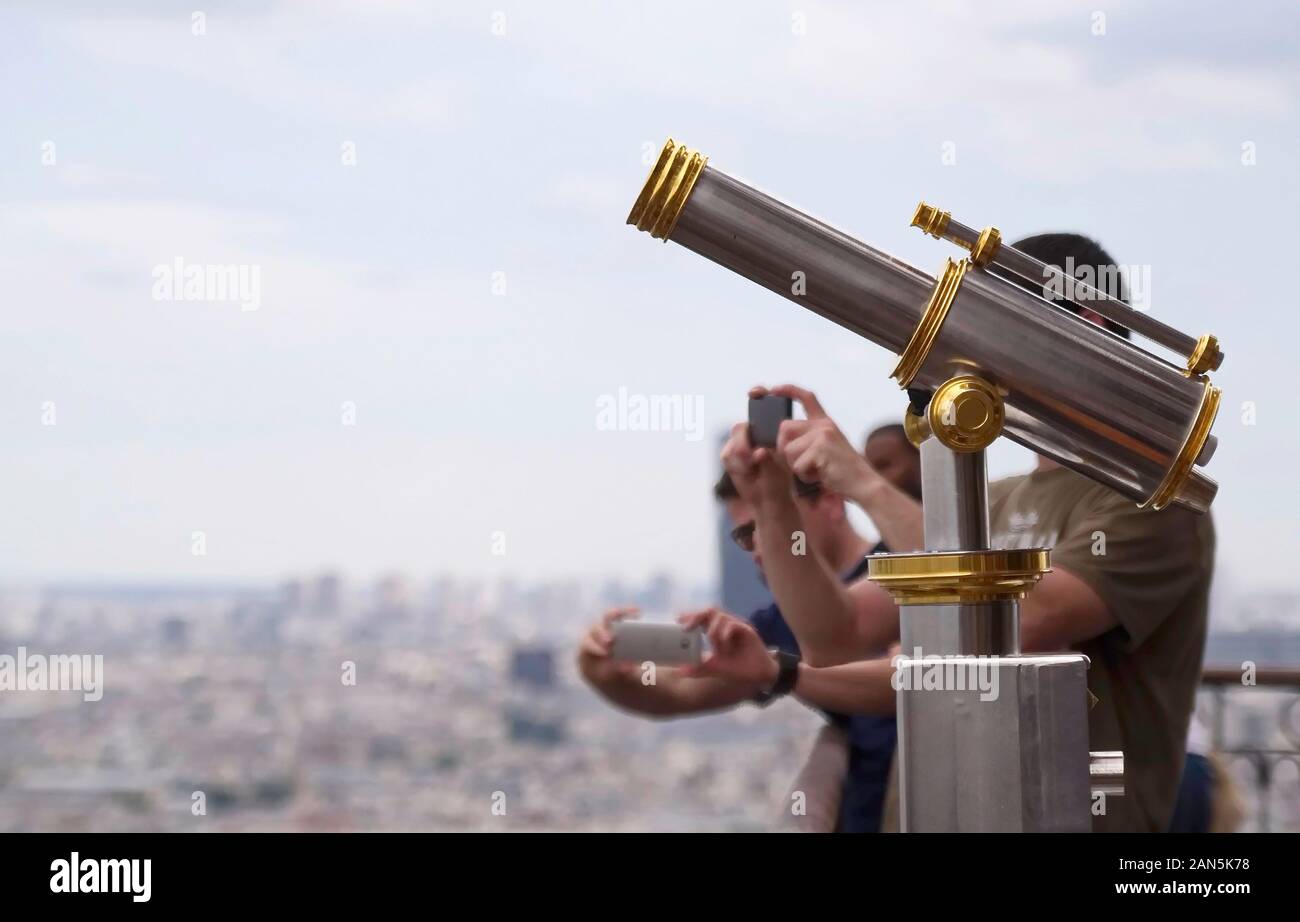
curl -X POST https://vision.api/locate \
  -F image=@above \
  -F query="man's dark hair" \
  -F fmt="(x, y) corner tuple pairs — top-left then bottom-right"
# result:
(713, 470), (822, 502)
(1006, 233), (1131, 340)
(713, 471), (740, 501)
(865, 422), (916, 454)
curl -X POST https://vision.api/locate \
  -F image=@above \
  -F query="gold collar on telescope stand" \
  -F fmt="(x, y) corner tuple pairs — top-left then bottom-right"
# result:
(867, 548), (1052, 605)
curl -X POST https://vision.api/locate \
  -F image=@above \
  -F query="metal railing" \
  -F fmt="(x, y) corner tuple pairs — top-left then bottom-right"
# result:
(1197, 667), (1300, 832)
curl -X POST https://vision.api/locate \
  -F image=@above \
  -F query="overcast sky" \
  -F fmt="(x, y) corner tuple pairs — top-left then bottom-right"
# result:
(0, 0), (1296, 596)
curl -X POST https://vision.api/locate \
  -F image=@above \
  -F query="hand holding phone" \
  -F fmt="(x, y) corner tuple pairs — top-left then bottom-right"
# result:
(748, 395), (793, 449)
(608, 621), (704, 666)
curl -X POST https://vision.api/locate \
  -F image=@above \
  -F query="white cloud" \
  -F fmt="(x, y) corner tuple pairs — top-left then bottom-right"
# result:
(53, 10), (460, 131)
(42, 0), (1294, 177)
(55, 163), (157, 190)
(547, 174), (627, 216)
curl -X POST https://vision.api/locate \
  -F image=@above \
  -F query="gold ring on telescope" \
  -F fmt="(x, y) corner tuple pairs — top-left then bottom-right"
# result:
(626, 138), (708, 241)
(1185, 334), (1223, 377)
(1141, 378), (1221, 511)
(892, 258), (969, 387)
(970, 227), (1002, 268)
(911, 202), (951, 240)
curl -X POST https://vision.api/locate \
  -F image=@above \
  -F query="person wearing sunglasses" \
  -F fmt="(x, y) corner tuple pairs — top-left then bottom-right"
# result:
(576, 426), (920, 832)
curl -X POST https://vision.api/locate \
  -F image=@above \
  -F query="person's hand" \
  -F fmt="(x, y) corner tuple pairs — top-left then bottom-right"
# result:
(677, 607), (777, 693)
(576, 607), (640, 683)
(720, 419), (791, 507)
(757, 384), (881, 501)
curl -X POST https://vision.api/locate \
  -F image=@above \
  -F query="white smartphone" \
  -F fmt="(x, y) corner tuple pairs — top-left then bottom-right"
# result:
(608, 621), (704, 666)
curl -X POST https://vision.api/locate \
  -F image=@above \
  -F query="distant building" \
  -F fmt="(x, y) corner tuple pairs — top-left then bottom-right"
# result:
(637, 572), (675, 613)
(160, 616), (190, 651)
(510, 646), (555, 689)
(504, 707), (566, 746)
(599, 579), (630, 609)
(277, 579), (304, 611)
(374, 573), (413, 617)
(505, 645), (565, 746)
(368, 734), (409, 765)
(716, 432), (771, 618)
(312, 572), (342, 615)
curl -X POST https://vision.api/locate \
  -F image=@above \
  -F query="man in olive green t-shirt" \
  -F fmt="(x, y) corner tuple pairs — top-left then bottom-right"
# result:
(987, 462), (1214, 832)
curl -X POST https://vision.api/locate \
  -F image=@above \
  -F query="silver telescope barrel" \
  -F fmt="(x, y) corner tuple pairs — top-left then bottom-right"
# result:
(627, 139), (1221, 513)
(630, 147), (937, 355)
(911, 203), (1224, 376)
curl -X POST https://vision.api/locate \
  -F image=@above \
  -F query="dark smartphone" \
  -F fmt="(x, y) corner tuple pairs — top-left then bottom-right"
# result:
(748, 395), (793, 448)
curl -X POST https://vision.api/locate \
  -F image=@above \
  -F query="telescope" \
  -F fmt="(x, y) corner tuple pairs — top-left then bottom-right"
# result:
(626, 139), (1224, 832)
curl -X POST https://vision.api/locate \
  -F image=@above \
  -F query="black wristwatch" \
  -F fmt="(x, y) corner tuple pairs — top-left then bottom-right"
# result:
(753, 649), (801, 707)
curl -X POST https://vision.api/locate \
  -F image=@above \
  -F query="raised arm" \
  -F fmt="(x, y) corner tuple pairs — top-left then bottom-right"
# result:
(721, 421), (896, 666)
(769, 384), (925, 555)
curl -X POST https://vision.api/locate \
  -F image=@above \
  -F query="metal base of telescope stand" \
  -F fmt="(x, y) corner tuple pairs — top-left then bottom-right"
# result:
(873, 440), (1094, 832)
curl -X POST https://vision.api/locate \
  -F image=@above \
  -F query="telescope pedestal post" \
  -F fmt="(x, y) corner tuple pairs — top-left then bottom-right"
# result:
(892, 440), (1093, 832)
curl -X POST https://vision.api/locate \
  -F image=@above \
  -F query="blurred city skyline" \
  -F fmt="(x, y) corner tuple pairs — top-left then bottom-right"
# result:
(2, 570), (1296, 832)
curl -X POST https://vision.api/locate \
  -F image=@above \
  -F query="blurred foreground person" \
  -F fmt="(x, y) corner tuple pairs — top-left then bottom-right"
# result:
(1168, 715), (1245, 832)
(577, 449), (918, 832)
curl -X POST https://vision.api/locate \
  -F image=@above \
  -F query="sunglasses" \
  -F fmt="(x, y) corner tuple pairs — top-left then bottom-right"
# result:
(730, 521), (756, 552)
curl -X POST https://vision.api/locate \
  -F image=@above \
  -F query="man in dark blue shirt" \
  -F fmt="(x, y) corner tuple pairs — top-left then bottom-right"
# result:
(720, 460), (908, 834)
(746, 551), (894, 832)
(578, 425), (919, 832)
